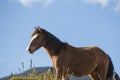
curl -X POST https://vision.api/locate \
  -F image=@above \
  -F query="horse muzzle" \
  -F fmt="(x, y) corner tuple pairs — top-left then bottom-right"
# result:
(26, 47), (35, 54)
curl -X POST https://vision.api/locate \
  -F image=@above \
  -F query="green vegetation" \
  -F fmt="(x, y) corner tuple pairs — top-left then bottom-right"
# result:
(10, 59), (56, 80)
(10, 68), (56, 80)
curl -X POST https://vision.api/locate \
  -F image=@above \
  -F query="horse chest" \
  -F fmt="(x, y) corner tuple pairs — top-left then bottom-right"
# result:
(51, 55), (64, 68)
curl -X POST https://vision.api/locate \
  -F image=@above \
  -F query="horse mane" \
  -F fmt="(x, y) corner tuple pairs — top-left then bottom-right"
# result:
(42, 28), (67, 54)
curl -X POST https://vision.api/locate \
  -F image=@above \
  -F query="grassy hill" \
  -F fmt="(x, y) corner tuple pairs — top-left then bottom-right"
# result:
(0, 67), (90, 80)
(1, 67), (54, 80)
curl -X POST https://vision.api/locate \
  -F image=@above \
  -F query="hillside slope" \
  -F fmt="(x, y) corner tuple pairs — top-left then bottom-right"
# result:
(0, 67), (90, 80)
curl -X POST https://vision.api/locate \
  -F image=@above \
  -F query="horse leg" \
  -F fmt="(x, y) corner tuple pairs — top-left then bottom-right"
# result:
(56, 71), (69, 80)
(56, 73), (62, 80)
(89, 71), (101, 80)
(56, 74), (62, 80)
(62, 72), (69, 80)
(62, 75), (69, 80)
(56, 70), (62, 80)
(97, 65), (108, 80)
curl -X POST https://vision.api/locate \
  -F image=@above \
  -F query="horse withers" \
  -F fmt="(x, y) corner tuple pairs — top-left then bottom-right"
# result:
(26, 26), (119, 80)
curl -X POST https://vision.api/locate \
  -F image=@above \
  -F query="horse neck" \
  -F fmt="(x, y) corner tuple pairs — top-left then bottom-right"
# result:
(43, 36), (65, 56)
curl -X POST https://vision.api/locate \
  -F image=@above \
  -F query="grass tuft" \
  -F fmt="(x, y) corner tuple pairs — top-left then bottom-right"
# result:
(10, 69), (56, 80)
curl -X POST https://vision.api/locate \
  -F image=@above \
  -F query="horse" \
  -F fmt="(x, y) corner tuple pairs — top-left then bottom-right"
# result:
(26, 26), (119, 80)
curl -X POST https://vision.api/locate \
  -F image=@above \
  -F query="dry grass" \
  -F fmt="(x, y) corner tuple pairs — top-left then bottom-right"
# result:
(10, 68), (56, 80)
(10, 59), (56, 80)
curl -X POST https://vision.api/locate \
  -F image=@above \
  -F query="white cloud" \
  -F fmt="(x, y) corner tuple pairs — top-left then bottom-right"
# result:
(83, 0), (109, 7)
(19, 0), (54, 7)
(12, 0), (120, 13)
(114, 0), (120, 13)
(81, 0), (120, 13)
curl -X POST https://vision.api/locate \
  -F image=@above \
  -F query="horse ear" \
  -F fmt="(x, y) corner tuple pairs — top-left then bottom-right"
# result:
(35, 26), (37, 30)
(35, 26), (42, 32)
(38, 26), (41, 31)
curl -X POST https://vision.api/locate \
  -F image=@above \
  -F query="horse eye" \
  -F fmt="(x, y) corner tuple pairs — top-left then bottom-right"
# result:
(37, 35), (40, 38)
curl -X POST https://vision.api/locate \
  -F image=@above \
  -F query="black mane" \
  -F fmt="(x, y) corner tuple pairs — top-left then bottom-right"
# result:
(42, 29), (66, 54)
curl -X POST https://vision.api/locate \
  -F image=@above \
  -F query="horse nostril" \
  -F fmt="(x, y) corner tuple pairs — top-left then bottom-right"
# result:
(26, 45), (34, 53)
(27, 48), (33, 53)
(28, 48), (31, 52)
(26, 47), (31, 52)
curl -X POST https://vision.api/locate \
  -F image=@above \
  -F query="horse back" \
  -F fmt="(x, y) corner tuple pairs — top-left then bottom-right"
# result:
(53, 44), (109, 77)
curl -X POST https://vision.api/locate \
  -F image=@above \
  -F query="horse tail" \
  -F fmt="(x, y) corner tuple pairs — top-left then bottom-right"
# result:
(106, 55), (114, 79)
(113, 72), (120, 80)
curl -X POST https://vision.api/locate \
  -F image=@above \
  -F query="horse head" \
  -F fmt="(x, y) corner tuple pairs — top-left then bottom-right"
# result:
(26, 26), (46, 54)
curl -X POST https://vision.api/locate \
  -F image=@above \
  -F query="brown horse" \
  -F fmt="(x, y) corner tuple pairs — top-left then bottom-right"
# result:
(26, 26), (119, 80)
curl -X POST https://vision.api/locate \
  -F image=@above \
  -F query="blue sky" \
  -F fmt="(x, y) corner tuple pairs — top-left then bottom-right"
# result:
(0, 0), (120, 78)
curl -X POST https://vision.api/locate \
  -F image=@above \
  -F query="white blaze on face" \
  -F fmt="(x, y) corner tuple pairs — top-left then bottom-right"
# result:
(31, 34), (39, 41)
(26, 34), (39, 52)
